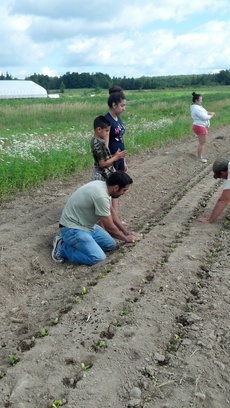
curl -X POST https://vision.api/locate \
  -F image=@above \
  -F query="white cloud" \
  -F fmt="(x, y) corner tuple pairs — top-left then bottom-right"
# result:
(1, 0), (230, 79)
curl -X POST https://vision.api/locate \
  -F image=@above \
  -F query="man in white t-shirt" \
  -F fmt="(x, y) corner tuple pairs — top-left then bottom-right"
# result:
(198, 158), (230, 223)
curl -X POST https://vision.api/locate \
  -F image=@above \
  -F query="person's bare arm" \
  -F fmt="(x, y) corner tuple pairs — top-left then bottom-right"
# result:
(99, 214), (136, 242)
(98, 150), (127, 168)
(109, 204), (138, 237)
(198, 189), (230, 223)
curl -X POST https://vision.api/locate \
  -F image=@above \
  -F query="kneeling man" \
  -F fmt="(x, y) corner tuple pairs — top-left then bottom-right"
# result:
(52, 171), (137, 265)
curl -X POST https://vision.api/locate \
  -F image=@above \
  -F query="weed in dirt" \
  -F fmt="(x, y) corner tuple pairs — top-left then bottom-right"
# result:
(81, 287), (87, 295)
(40, 328), (48, 337)
(0, 370), (5, 378)
(214, 246), (222, 252)
(223, 220), (230, 229)
(146, 222), (154, 231)
(118, 252), (124, 259)
(169, 342), (178, 351)
(99, 340), (106, 348)
(191, 307), (198, 313)
(53, 317), (59, 325)
(9, 354), (19, 365)
(170, 242), (177, 251)
(98, 273), (104, 279)
(144, 396), (153, 403)
(52, 401), (63, 407)
(81, 362), (91, 371)
(105, 266), (112, 273)
(120, 310), (129, 316)
(75, 296), (82, 303)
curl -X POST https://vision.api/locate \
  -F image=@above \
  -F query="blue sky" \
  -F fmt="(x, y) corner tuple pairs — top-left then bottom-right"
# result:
(1, 0), (230, 79)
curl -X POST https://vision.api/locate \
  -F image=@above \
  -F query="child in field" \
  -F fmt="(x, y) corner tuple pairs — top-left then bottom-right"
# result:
(90, 115), (127, 181)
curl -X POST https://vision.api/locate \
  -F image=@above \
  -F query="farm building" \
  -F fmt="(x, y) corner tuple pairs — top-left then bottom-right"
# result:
(0, 80), (47, 99)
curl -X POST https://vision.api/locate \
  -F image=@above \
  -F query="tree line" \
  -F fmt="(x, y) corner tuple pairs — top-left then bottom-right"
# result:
(1, 69), (230, 91)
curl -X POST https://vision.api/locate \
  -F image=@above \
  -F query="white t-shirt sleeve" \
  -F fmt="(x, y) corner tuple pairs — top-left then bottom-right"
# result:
(223, 163), (230, 190)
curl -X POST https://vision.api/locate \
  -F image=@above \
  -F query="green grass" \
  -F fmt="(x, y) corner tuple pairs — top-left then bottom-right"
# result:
(0, 87), (230, 200)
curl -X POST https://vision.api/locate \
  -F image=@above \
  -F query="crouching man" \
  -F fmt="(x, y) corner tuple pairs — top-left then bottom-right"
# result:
(198, 157), (230, 223)
(52, 171), (137, 265)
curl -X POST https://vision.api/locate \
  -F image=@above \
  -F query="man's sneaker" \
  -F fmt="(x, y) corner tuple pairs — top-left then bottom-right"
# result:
(197, 157), (207, 163)
(52, 236), (65, 263)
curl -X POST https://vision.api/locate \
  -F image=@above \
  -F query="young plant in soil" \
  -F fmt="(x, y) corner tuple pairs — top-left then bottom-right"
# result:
(9, 354), (19, 365)
(120, 310), (129, 316)
(40, 328), (48, 337)
(52, 401), (63, 407)
(75, 296), (83, 303)
(53, 317), (59, 325)
(81, 362), (90, 371)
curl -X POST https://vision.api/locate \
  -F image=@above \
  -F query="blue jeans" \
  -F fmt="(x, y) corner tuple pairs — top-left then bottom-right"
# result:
(60, 225), (116, 266)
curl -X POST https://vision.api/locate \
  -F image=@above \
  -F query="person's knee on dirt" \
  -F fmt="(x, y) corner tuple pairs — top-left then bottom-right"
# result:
(52, 171), (138, 266)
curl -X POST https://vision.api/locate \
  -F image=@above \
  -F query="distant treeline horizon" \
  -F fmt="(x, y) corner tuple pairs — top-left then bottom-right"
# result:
(1, 69), (230, 92)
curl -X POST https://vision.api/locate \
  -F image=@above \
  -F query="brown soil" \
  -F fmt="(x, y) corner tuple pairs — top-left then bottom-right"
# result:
(0, 126), (230, 408)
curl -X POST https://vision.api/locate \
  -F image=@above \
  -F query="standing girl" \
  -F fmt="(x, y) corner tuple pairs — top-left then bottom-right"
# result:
(190, 92), (216, 163)
(105, 87), (127, 172)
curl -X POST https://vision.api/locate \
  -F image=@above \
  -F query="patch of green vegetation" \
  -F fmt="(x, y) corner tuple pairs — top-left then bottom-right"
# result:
(1, 87), (229, 200)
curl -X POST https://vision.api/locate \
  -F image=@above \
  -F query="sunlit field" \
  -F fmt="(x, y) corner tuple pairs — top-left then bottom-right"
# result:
(0, 87), (230, 200)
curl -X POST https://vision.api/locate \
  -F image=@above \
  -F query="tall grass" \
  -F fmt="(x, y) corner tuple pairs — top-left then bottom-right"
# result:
(0, 87), (230, 200)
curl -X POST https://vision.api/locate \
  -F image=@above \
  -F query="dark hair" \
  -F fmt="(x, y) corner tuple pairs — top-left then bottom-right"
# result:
(93, 115), (111, 129)
(107, 91), (126, 108)
(106, 171), (133, 188)
(109, 85), (123, 94)
(192, 91), (201, 103)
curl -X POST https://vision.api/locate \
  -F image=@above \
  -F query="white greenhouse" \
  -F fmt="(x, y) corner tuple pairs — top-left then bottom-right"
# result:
(0, 80), (47, 99)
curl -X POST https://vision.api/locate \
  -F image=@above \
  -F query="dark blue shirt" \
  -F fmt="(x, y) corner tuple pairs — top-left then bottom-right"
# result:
(105, 112), (125, 155)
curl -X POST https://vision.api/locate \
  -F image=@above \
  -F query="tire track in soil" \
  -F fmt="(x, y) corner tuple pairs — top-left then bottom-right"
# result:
(0, 127), (230, 407)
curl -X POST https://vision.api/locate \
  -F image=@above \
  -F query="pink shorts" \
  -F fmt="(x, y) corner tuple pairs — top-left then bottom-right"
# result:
(192, 125), (208, 136)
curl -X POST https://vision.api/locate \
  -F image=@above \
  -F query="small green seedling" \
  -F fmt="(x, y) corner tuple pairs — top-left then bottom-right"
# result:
(214, 246), (222, 252)
(52, 401), (63, 407)
(105, 266), (112, 273)
(175, 232), (182, 238)
(152, 376), (158, 383)
(75, 296), (82, 303)
(175, 333), (180, 340)
(0, 370), (5, 378)
(41, 328), (48, 337)
(116, 321), (123, 327)
(120, 310), (129, 316)
(9, 354), (18, 365)
(170, 342), (177, 350)
(81, 287), (87, 295)
(144, 396), (152, 403)
(98, 273), (104, 279)
(99, 340), (106, 348)
(118, 252), (123, 259)
(170, 243), (177, 249)
(223, 220), (230, 228)
(81, 362), (90, 371)
(53, 317), (59, 325)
